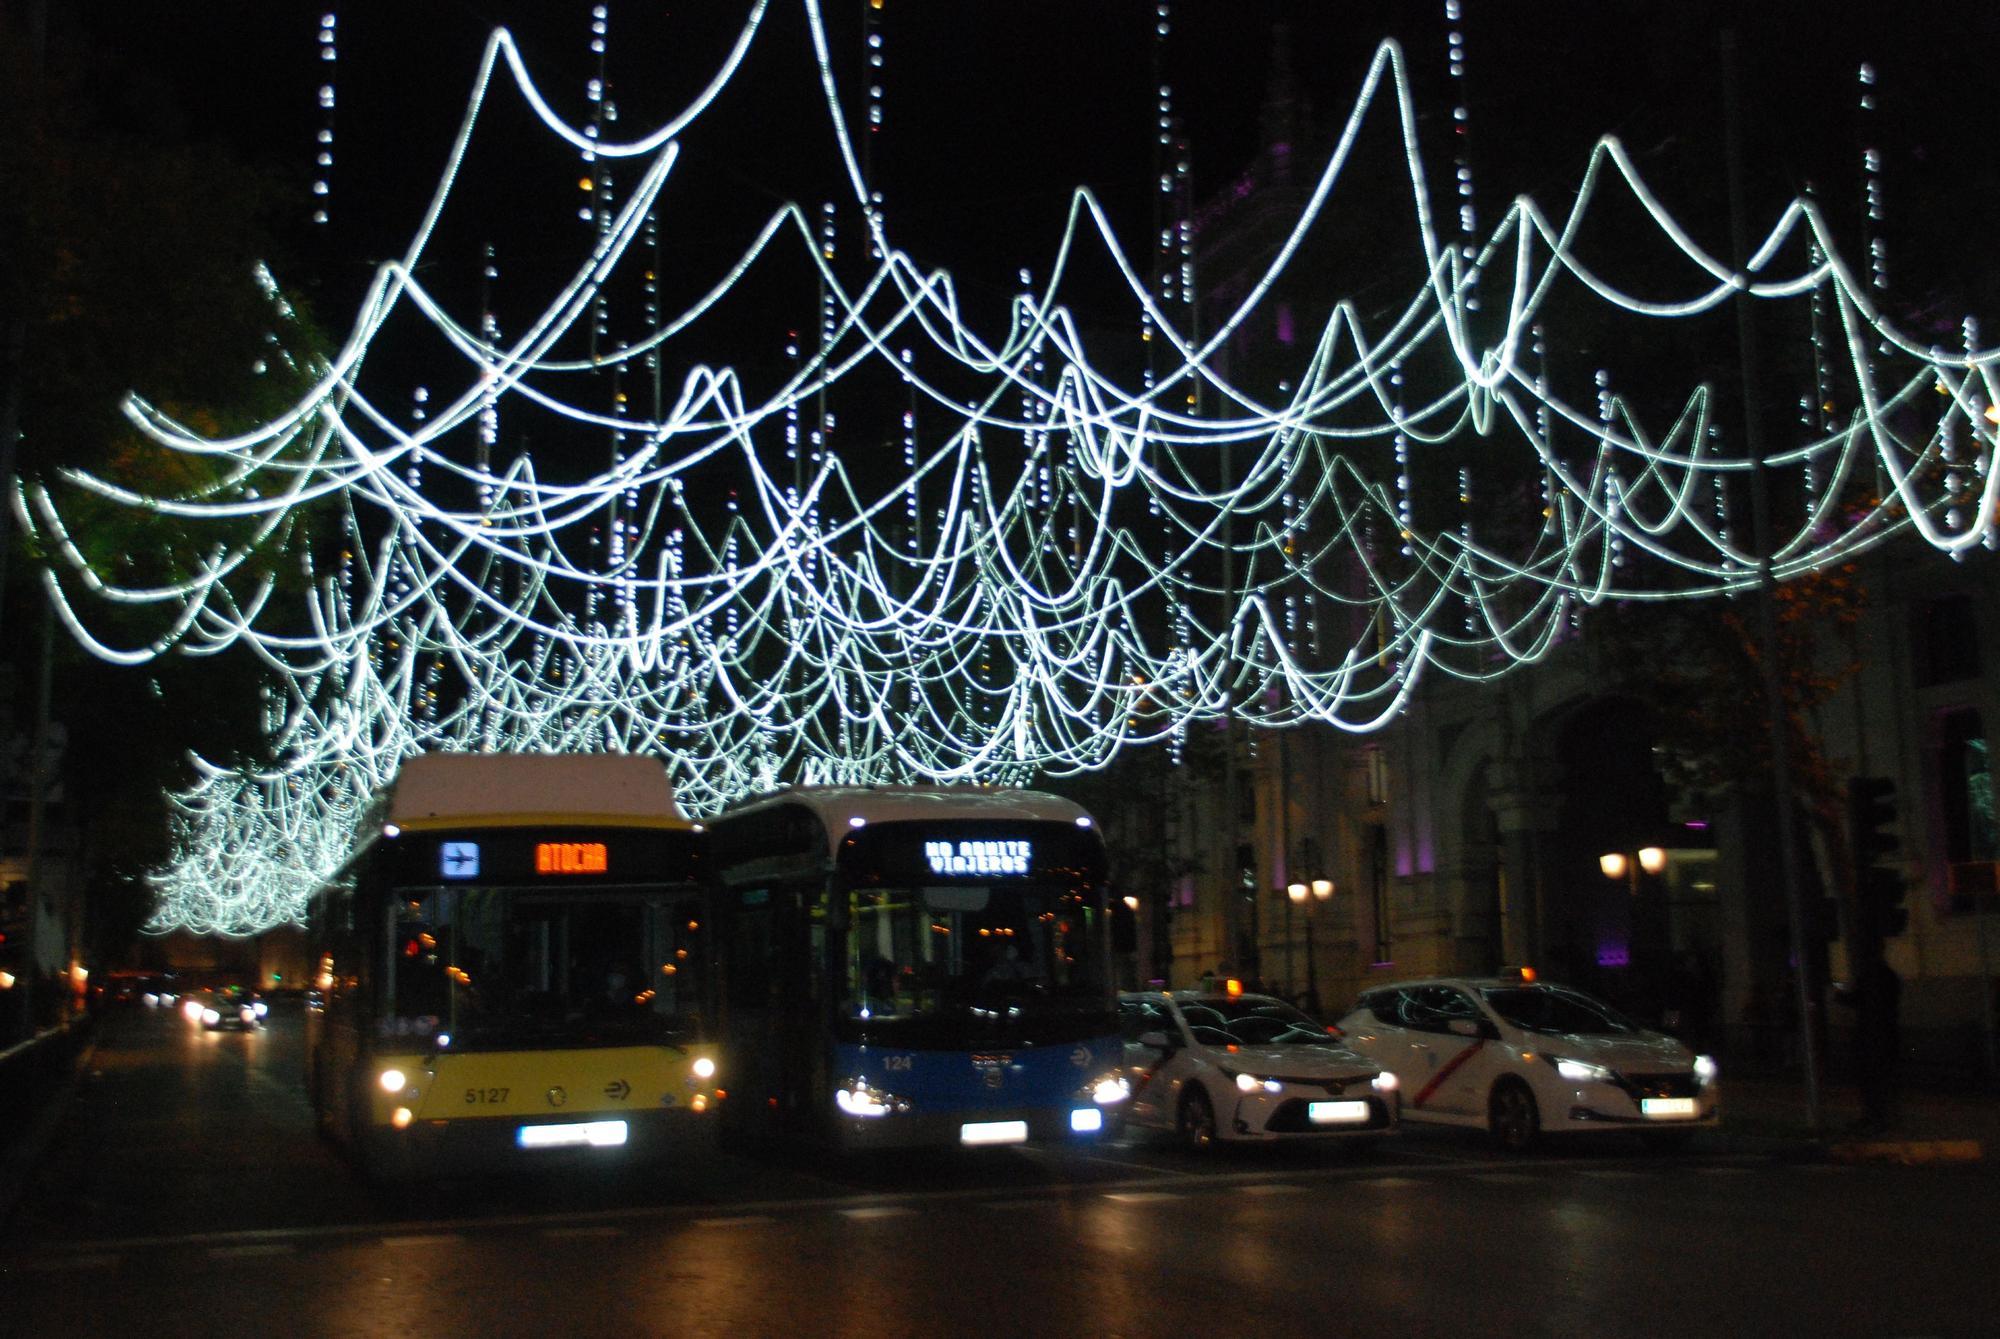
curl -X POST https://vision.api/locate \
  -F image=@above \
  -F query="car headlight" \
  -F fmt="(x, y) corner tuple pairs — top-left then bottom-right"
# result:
(1371, 1070), (1399, 1094)
(201, 1008), (221, 1025)
(1693, 1054), (1718, 1085)
(1228, 1070), (1282, 1094)
(252, 1001), (268, 1017)
(1553, 1057), (1615, 1083)
(1091, 1075), (1130, 1105)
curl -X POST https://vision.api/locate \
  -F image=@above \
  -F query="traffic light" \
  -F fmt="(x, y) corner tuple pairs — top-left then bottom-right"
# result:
(1847, 776), (1907, 939)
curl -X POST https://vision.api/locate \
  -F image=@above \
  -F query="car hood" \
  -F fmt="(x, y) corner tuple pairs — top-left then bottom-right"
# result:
(1205, 1043), (1377, 1078)
(1521, 1030), (1692, 1072)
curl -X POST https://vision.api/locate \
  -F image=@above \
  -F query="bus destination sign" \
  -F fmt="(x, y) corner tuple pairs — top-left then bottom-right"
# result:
(924, 839), (1032, 877)
(536, 841), (609, 875)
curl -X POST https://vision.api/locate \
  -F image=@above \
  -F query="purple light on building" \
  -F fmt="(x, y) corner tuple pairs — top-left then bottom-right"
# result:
(1595, 942), (1630, 969)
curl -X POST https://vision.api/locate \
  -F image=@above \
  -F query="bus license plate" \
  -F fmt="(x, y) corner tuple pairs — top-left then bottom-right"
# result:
(959, 1120), (1028, 1146)
(516, 1120), (629, 1149)
(1307, 1100), (1370, 1125)
(1641, 1098), (1697, 1119)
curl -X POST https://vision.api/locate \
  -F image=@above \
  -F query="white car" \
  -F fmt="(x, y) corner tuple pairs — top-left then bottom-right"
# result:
(1335, 971), (1719, 1152)
(1119, 990), (1399, 1150)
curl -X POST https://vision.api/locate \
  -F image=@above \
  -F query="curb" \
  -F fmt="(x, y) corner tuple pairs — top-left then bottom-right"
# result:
(1826, 1138), (1984, 1166)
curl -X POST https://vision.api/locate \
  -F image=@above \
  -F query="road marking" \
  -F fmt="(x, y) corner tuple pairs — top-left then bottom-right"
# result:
(1104, 1191), (1181, 1203)
(541, 1225), (625, 1239)
(840, 1205), (916, 1220)
(381, 1233), (464, 1247)
(691, 1215), (774, 1228)
(20, 1253), (119, 1272)
(1240, 1183), (1307, 1196)
(1471, 1173), (1540, 1184)
(209, 1243), (295, 1259)
(1358, 1176), (1420, 1186)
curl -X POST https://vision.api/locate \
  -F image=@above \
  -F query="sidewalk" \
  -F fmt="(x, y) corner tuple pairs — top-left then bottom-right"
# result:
(1720, 1072), (1996, 1163)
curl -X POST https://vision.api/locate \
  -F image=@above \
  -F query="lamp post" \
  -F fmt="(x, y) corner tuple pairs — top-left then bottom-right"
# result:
(1288, 877), (1333, 1015)
(1600, 846), (1667, 997)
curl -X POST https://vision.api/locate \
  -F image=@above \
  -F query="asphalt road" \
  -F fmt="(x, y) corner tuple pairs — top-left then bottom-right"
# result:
(3, 1004), (1993, 1338)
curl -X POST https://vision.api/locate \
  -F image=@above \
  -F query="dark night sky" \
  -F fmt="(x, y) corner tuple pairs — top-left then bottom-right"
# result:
(60, 1), (2000, 313)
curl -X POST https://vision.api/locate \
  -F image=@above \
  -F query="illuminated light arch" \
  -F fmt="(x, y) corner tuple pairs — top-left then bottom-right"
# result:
(21, 4), (1981, 934)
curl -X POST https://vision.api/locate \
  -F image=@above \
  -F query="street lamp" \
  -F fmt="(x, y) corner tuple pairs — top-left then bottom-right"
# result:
(1288, 877), (1333, 1014)
(1598, 846), (1666, 888)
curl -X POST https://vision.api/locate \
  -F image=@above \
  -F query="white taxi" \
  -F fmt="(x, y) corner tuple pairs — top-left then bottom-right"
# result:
(1334, 970), (1718, 1152)
(1119, 989), (1399, 1150)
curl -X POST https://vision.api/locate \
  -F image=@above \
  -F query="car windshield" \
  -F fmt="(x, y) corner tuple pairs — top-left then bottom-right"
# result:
(1480, 984), (1638, 1036)
(1176, 995), (1341, 1047)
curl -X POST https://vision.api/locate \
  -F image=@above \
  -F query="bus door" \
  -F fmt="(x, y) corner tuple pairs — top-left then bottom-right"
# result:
(723, 879), (826, 1139)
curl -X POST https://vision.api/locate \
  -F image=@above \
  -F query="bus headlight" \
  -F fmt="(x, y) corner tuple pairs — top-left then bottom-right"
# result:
(1092, 1076), (1130, 1105)
(692, 1056), (716, 1080)
(379, 1068), (408, 1093)
(834, 1078), (904, 1117)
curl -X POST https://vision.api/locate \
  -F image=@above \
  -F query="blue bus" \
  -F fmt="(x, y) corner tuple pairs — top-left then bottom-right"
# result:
(707, 785), (1128, 1150)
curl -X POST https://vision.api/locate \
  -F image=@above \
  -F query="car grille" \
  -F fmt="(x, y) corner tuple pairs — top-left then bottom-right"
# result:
(1620, 1072), (1698, 1099)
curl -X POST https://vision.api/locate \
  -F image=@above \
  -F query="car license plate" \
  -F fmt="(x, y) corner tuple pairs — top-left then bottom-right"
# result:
(1307, 1100), (1370, 1125)
(1641, 1097), (1697, 1119)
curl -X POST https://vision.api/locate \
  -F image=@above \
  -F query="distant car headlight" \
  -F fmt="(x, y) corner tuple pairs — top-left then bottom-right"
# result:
(1371, 1070), (1399, 1094)
(379, 1068), (407, 1093)
(1092, 1076), (1130, 1105)
(1693, 1054), (1718, 1085)
(252, 1001), (268, 1018)
(201, 1008), (221, 1026)
(182, 1000), (203, 1022)
(1553, 1058), (1615, 1083)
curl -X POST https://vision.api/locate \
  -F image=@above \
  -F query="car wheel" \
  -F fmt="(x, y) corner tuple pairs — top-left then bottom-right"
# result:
(1177, 1085), (1217, 1152)
(1488, 1078), (1540, 1153)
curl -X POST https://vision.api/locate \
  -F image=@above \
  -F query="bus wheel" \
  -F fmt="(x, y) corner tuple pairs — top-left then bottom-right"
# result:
(1177, 1086), (1217, 1152)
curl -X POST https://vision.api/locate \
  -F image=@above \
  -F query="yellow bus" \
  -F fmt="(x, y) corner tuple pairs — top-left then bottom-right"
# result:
(305, 753), (720, 1180)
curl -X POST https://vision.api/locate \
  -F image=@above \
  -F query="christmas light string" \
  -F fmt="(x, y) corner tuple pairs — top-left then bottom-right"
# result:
(22, 4), (1985, 933)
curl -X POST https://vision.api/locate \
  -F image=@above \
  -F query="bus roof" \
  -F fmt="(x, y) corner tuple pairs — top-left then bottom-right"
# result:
(718, 784), (1092, 837)
(384, 752), (691, 831)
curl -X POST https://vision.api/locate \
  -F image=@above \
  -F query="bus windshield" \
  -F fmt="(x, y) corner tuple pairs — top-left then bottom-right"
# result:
(839, 882), (1109, 1046)
(385, 884), (709, 1050)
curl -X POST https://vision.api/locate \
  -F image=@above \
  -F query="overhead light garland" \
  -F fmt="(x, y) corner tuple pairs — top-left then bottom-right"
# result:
(23, 3), (1989, 934)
